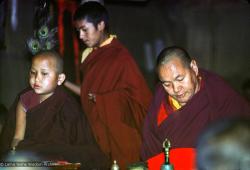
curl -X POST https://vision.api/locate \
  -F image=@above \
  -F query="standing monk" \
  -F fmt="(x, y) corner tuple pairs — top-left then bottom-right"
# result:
(64, 1), (152, 169)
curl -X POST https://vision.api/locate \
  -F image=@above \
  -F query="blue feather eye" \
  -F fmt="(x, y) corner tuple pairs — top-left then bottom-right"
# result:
(27, 38), (41, 55)
(26, 25), (57, 54)
(38, 25), (49, 39)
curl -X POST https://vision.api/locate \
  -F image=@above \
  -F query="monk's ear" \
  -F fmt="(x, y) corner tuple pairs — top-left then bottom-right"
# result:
(97, 21), (105, 31)
(190, 59), (199, 76)
(57, 73), (66, 86)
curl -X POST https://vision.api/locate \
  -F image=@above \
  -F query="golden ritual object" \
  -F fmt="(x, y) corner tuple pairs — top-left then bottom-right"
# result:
(111, 160), (120, 170)
(161, 138), (174, 170)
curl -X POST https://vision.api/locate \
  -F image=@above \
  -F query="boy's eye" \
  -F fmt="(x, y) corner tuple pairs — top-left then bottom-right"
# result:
(82, 28), (88, 32)
(41, 72), (48, 76)
(78, 28), (87, 33)
(30, 71), (35, 75)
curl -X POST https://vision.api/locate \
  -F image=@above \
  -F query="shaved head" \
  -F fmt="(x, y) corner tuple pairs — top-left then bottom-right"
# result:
(33, 50), (64, 74)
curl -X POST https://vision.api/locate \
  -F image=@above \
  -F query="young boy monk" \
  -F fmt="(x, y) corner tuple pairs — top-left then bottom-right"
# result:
(11, 50), (66, 149)
(0, 50), (108, 169)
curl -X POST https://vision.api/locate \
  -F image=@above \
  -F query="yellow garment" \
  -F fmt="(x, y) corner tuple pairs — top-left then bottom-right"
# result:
(81, 48), (93, 63)
(168, 96), (182, 110)
(81, 35), (116, 63)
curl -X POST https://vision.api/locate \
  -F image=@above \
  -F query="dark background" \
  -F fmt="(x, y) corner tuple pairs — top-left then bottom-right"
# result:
(0, 0), (250, 108)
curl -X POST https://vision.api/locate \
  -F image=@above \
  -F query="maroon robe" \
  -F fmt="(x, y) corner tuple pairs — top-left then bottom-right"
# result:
(141, 69), (250, 161)
(0, 86), (108, 169)
(80, 38), (152, 169)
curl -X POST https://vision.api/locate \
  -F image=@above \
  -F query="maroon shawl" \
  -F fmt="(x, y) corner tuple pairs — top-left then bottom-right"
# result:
(80, 38), (152, 169)
(0, 86), (108, 169)
(141, 69), (250, 160)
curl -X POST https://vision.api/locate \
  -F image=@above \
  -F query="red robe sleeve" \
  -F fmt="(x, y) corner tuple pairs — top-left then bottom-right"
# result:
(93, 55), (151, 168)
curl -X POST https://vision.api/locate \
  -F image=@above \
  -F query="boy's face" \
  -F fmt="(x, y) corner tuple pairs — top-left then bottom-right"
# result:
(74, 19), (105, 48)
(29, 55), (60, 102)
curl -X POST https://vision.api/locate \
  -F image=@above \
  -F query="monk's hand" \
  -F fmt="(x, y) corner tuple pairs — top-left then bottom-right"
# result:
(88, 93), (96, 103)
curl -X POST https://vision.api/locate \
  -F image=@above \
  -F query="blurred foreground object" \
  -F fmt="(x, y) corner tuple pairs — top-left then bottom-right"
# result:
(127, 162), (148, 170)
(197, 118), (250, 170)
